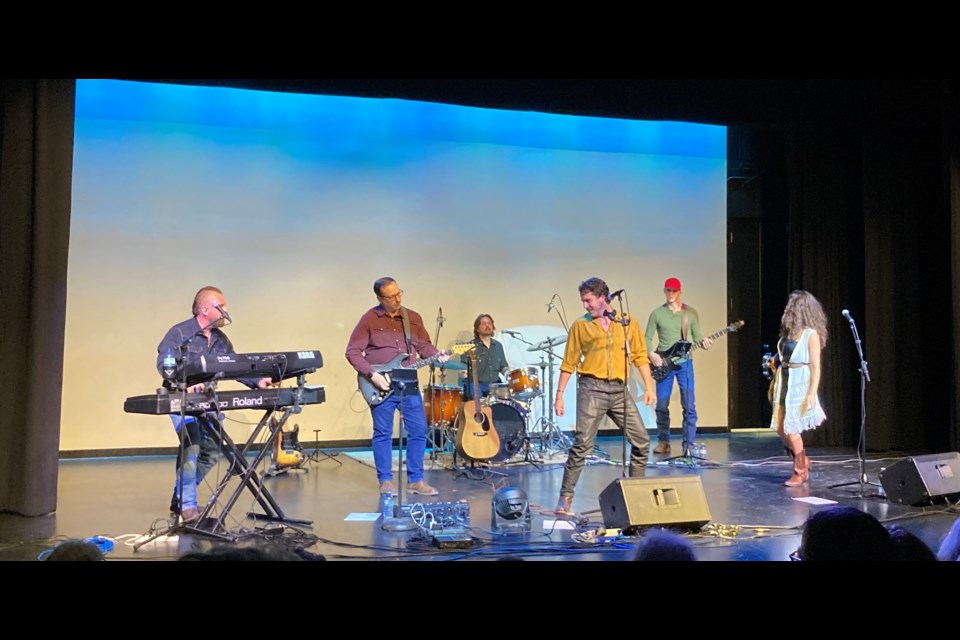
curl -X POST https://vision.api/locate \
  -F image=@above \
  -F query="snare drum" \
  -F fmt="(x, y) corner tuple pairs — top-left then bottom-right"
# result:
(507, 367), (541, 400)
(489, 383), (512, 400)
(422, 385), (463, 426)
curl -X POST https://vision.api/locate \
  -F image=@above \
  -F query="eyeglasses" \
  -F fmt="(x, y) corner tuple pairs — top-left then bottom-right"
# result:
(788, 549), (803, 561)
(378, 290), (403, 301)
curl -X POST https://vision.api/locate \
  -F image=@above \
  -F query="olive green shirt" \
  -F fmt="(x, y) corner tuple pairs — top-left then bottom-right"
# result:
(644, 304), (704, 363)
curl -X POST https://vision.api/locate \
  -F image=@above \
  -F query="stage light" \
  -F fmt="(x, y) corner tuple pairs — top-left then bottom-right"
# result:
(492, 486), (531, 533)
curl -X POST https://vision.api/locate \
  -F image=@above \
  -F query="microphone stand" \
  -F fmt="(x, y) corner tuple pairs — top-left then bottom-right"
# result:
(609, 297), (631, 478)
(382, 379), (416, 532)
(829, 312), (881, 496)
(427, 307), (445, 460)
(548, 294), (569, 333)
(135, 332), (229, 551)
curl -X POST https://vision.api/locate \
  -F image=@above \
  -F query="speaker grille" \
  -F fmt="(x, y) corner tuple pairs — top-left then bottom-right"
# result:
(879, 452), (960, 507)
(599, 476), (711, 533)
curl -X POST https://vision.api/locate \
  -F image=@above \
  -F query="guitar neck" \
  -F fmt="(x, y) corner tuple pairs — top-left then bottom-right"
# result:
(406, 350), (450, 371)
(691, 328), (730, 352)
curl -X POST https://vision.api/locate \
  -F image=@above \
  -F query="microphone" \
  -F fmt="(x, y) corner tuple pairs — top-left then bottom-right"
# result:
(502, 330), (521, 337)
(842, 309), (853, 321)
(609, 289), (625, 298)
(546, 301), (555, 312)
(603, 309), (617, 319)
(438, 306), (445, 327)
(211, 301), (232, 323)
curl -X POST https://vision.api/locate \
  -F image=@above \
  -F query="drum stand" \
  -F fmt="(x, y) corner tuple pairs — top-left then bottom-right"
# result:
(426, 365), (458, 461)
(530, 344), (571, 453)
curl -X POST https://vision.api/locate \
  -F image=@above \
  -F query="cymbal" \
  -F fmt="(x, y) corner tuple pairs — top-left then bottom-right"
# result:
(435, 359), (467, 371)
(526, 335), (567, 352)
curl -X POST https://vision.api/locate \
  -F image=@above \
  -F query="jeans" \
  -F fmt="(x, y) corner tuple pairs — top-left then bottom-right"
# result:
(370, 391), (428, 484)
(171, 414), (221, 509)
(654, 358), (698, 449)
(559, 377), (650, 497)
(463, 381), (491, 401)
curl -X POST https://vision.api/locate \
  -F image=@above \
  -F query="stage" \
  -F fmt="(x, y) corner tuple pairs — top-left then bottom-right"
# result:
(3, 430), (959, 562)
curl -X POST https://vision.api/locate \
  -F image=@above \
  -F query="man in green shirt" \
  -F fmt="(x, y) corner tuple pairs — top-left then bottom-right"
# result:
(553, 277), (656, 516)
(644, 277), (712, 458)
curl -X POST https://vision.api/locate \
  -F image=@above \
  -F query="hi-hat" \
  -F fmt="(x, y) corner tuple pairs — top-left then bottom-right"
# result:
(527, 335), (567, 352)
(435, 360), (467, 371)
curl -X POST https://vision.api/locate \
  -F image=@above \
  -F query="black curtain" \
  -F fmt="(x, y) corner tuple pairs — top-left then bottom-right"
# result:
(0, 79), (75, 515)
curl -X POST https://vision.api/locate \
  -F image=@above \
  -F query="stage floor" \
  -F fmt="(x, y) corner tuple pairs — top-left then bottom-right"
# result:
(3, 430), (959, 562)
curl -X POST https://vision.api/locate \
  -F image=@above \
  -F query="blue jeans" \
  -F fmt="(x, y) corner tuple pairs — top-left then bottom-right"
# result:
(463, 381), (491, 401)
(171, 414), (221, 509)
(655, 358), (698, 449)
(370, 392), (428, 484)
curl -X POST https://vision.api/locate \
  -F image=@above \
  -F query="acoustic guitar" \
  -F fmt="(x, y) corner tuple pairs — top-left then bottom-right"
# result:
(455, 346), (500, 461)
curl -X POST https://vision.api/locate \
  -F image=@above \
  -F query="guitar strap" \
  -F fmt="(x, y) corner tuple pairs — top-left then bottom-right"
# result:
(400, 307), (413, 356)
(681, 304), (688, 341)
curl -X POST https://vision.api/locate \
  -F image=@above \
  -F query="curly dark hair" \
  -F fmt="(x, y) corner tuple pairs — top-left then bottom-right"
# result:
(779, 290), (828, 348)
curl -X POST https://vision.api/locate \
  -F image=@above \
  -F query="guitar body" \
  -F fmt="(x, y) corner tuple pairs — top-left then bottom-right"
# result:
(357, 343), (472, 407)
(356, 353), (410, 407)
(650, 343), (690, 383)
(455, 400), (500, 461)
(649, 321), (745, 383)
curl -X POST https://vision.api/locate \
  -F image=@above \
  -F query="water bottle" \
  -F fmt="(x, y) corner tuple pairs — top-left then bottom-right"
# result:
(162, 348), (177, 381)
(382, 492), (394, 520)
(697, 442), (707, 459)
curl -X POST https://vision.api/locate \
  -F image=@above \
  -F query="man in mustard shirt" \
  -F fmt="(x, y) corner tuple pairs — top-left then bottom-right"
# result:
(553, 277), (656, 516)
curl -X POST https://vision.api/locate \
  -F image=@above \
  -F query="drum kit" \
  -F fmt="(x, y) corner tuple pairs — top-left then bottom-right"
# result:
(423, 334), (570, 465)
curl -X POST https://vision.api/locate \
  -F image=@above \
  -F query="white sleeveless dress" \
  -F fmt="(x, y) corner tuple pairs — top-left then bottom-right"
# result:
(769, 327), (826, 434)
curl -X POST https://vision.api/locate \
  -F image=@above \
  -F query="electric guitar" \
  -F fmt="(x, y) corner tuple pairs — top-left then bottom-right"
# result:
(357, 343), (472, 407)
(650, 320), (744, 382)
(455, 347), (500, 461)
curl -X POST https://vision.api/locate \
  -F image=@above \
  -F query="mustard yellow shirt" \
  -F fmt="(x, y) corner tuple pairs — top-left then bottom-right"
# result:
(559, 312), (651, 382)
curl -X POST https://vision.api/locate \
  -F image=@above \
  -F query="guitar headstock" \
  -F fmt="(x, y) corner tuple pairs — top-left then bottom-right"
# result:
(450, 342), (475, 356)
(729, 320), (745, 332)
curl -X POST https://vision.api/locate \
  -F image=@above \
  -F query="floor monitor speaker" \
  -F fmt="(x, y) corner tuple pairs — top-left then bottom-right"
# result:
(879, 452), (960, 507)
(598, 475), (711, 533)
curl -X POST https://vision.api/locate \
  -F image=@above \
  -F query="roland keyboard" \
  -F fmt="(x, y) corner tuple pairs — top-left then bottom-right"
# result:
(124, 385), (326, 416)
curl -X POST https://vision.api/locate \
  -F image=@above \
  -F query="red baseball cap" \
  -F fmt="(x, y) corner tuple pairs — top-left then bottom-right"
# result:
(664, 277), (682, 291)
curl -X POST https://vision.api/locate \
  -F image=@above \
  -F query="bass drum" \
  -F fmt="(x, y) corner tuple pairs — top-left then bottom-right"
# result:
(455, 399), (528, 463)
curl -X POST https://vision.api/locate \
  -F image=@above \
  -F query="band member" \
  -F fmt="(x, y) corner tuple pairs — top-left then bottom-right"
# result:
(345, 277), (447, 496)
(645, 277), (712, 458)
(554, 277), (656, 516)
(769, 290), (827, 486)
(459, 313), (510, 400)
(156, 286), (272, 523)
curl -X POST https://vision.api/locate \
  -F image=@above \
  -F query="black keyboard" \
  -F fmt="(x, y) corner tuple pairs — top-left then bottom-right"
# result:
(124, 385), (326, 415)
(180, 350), (323, 385)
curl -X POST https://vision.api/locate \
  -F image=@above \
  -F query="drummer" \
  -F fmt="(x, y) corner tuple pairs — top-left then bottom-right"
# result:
(460, 314), (511, 401)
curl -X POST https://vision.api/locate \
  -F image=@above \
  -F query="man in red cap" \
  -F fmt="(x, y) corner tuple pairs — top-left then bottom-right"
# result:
(644, 277), (712, 457)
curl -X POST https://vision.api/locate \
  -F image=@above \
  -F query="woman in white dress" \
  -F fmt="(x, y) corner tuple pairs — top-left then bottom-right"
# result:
(769, 290), (828, 486)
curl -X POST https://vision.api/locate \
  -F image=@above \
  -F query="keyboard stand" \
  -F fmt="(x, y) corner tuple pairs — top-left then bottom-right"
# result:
(195, 385), (313, 534)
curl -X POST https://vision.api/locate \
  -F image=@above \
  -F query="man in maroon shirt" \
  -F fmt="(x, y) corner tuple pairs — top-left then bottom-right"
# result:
(346, 277), (448, 496)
